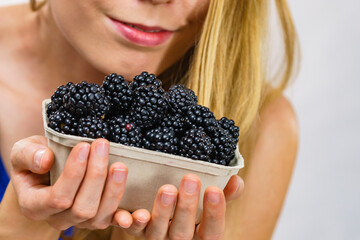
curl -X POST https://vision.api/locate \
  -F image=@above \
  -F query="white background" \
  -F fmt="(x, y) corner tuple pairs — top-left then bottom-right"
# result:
(273, 1), (360, 239)
(1, 0), (359, 239)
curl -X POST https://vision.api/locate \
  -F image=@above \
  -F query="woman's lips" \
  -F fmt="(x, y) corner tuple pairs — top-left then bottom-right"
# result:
(110, 18), (174, 47)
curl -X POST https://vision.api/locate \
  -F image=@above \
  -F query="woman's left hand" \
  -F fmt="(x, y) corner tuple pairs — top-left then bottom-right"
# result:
(112, 174), (244, 239)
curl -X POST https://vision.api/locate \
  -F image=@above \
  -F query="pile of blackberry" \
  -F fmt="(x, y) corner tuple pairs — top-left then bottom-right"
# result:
(47, 72), (240, 166)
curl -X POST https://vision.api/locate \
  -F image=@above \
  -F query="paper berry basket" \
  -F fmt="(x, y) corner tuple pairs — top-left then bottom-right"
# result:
(42, 99), (244, 223)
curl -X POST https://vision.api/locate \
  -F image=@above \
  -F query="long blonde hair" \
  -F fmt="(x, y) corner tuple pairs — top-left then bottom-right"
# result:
(54, 0), (298, 238)
(189, 0), (297, 144)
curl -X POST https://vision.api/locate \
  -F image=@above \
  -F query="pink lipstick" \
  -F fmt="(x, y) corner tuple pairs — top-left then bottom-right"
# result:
(110, 18), (174, 47)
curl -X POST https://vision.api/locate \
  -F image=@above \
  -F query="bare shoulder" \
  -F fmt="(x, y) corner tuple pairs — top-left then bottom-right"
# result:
(258, 95), (299, 146)
(0, 3), (34, 85)
(246, 94), (299, 171)
(0, 4), (35, 63)
(0, 4), (30, 36)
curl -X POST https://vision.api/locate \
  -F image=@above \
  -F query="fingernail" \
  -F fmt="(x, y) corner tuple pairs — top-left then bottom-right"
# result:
(161, 192), (176, 206)
(34, 149), (46, 170)
(207, 191), (220, 204)
(184, 179), (198, 194)
(118, 215), (131, 229)
(96, 141), (108, 158)
(136, 217), (149, 224)
(78, 145), (90, 162)
(113, 169), (126, 183)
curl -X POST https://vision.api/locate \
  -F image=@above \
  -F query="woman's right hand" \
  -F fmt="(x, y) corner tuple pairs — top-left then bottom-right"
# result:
(10, 135), (130, 231)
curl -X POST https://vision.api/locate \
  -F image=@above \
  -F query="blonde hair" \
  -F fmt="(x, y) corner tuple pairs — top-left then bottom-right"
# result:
(59, 0), (298, 238)
(189, 0), (297, 144)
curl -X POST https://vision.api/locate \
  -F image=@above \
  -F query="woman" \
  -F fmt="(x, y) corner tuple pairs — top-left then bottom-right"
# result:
(0, 0), (298, 239)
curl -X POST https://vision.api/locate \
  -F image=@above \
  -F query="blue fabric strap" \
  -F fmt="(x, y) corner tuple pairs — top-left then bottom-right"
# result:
(0, 156), (10, 202)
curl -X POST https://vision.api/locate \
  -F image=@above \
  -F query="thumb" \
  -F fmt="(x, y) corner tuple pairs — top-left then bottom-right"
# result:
(11, 137), (54, 174)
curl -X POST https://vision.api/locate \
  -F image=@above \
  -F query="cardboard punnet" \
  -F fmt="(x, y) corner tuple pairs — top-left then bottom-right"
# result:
(42, 99), (244, 223)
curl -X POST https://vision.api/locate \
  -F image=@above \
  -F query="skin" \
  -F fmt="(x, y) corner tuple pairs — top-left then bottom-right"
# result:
(0, 1), (298, 240)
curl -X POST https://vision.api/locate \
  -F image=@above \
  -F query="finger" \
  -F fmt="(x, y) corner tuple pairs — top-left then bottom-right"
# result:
(49, 142), (90, 208)
(77, 162), (128, 230)
(195, 187), (226, 240)
(168, 174), (201, 240)
(125, 209), (151, 237)
(11, 137), (54, 174)
(70, 139), (109, 217)
(48, 139), (109, 229)
(113, 209), (133, 229)
(12, 142), (90, 221)
(223, 175), (244, 202)
(145, 185), (177, 239)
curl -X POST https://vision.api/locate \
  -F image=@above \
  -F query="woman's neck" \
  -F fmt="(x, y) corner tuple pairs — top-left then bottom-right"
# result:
(32, 4), (105, 88)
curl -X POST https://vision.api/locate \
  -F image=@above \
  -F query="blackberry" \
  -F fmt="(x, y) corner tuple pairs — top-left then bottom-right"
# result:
(207, 126), (237, 166)
(218, 117), (240, 144)
(179, 129), (214, 162)
(160, 113), (186, 135)
(63, 81), (110, 118)
(103, 73), (133, 114)
(48, 110), (78, 135)
(77, 116), (110, 139)
(46, 102), (57, 117)
(109, 116), (142, 147)
(143, 127), (178, 154)
(130, 72), (162, 90)
(130, 85), (168, 128)
(47, 82), (74, 116)
(166, 85), (198, 114)
(185, 105), (217, 130)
